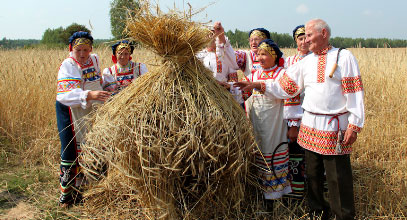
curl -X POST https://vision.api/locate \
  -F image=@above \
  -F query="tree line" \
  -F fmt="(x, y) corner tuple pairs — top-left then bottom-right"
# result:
(3, 29), (407, 50)
(1, 0), (407, 49)
(225, 29), (407, 48)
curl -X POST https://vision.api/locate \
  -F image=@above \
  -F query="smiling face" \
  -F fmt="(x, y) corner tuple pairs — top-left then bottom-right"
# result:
(116, 48), (131, 66)
(257, 49), (276, 69)
(305, 21), (329, 53)
(296, 35), (310, 55)
(72, 44), (92, 64)
(249, 35), (266, 54)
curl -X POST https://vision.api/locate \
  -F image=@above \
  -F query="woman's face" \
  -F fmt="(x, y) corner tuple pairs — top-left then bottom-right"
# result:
(72, 44), (92, 64)
(296, 35), (310, 54)
(116, 48), (131, 66)
(257, 49), (276, 69)
(249, 36), (265, 54)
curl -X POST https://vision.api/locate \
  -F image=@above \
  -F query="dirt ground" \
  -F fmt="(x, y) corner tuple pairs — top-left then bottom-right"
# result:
(0, 188), (37, 220)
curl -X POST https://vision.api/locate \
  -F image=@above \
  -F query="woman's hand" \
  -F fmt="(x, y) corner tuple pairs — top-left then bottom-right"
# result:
(87, 91), (111, 102)
(233, 81), (261, 93)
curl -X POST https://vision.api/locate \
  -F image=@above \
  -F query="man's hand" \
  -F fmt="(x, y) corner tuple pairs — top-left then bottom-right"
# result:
(213, 21), (226, 44)
(287, 126), (299, 141)
(342, 128), (357, 145)
(87, 91), (111, 102)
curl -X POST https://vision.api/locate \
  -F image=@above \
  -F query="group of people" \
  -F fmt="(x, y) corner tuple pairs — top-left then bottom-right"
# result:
(56, 18), (365, 220)
(199, 18), (364, 220)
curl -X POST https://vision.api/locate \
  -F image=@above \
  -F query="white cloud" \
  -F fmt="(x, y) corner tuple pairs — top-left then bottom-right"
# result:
(296, 4), (309, 14)
(362, 9), (383, 16)
(363, 9), (373, 16)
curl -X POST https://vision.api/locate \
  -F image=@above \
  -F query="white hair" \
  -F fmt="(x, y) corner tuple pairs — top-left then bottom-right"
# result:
(306, 19), (331, 38)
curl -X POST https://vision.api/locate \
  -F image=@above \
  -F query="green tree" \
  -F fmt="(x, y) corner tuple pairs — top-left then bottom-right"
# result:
(110, 0), (140, 39)
(60, 23), (91, 44)
(41, 27), (64, 44)
(41, 24), (90, 46)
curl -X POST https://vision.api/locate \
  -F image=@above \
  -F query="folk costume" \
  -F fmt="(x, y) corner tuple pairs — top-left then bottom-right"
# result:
(282, 25), (310, 200)
(56, 32), (103, 205)
(196, 37), (243, 105)
(246, 40), (291, 200)
(264, 45), (364, 220)
(235, 28), (271, 78)
(102, 40), (148, 94)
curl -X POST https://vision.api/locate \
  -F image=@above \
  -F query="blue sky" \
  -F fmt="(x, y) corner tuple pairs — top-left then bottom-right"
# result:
(1, 0), (406, 40)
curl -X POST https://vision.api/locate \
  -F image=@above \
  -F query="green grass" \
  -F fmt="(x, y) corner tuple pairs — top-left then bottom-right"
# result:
(0, 136), (84, 219)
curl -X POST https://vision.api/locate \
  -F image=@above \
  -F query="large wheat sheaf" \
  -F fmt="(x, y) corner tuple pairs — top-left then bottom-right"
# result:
(80, 3), (257, 219)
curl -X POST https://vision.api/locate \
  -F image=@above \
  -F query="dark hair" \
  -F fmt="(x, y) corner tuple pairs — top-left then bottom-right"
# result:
(68, 31), (93, 44)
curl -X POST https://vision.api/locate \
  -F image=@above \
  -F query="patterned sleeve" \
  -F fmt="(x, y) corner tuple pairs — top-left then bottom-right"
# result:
(56, 59), (90, 109)
(102, 67), (117, 92)
(234, 50), (247, 72)
(283, 94), (303, 123)
(340, 51), (365, 132)
(264, 64), (303, 100)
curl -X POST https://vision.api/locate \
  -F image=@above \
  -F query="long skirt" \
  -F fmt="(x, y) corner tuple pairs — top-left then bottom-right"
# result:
(247, 95), (291, 199)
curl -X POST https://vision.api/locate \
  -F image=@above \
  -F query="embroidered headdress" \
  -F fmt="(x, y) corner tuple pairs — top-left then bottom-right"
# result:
(293, 25), (305, 41)
(257, 39), (284, 67)
(68, 31), (93, 51)
(249, 28), (270, 39)
(111, 40), (135, 64)
(112, 40), (135, 55)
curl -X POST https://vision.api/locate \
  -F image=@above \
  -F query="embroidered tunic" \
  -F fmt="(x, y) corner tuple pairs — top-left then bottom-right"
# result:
(283, 52), (310, 126)
(56, 53), (103, 194)
(57, 53), (103, 146)
(235, 50), (262, 78)
(196, 38), (243, 104)
(102, 61), (148, 94)
(265, 47), (365, 155)
(246, 65), (291, 199)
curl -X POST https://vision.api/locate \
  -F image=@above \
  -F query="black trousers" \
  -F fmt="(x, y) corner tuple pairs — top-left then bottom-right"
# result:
(305, 149), (355, 220)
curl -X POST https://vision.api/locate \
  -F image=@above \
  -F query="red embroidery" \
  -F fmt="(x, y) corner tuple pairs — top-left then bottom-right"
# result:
(298, 124), (352, 155)
(317, 55), (327, 83)
(342, 76), (363, 94)
(216, 55), (222, 73)
(258, 66), (279, 80)
(278, 72), (299, 96)
(347, 124), (362, 133)
(228, 72), (238, 82)
(315, 46), (332, 83)
(284, 94), (300, 106)
(235, 50), (247, 71)
(57, 79), (81, 94)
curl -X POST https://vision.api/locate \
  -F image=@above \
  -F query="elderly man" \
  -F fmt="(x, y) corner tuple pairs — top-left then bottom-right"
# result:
(235, 19), (364, 220)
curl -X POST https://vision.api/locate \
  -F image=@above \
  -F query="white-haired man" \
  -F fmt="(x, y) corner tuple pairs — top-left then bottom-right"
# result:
(235, 19), (364, 220)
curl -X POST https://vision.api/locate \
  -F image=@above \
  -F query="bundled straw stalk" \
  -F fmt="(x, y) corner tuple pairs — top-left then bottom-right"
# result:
(80, 3), (257, 220)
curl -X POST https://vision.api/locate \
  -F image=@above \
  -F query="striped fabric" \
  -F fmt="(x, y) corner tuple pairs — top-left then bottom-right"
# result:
(255, 148), (291, 199)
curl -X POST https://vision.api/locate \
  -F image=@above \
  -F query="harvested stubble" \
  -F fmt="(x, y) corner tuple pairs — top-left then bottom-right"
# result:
(80, 5), (257, 220)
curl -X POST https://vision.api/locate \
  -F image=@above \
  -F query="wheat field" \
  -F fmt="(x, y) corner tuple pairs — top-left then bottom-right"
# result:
(0, 47), (406, 219)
